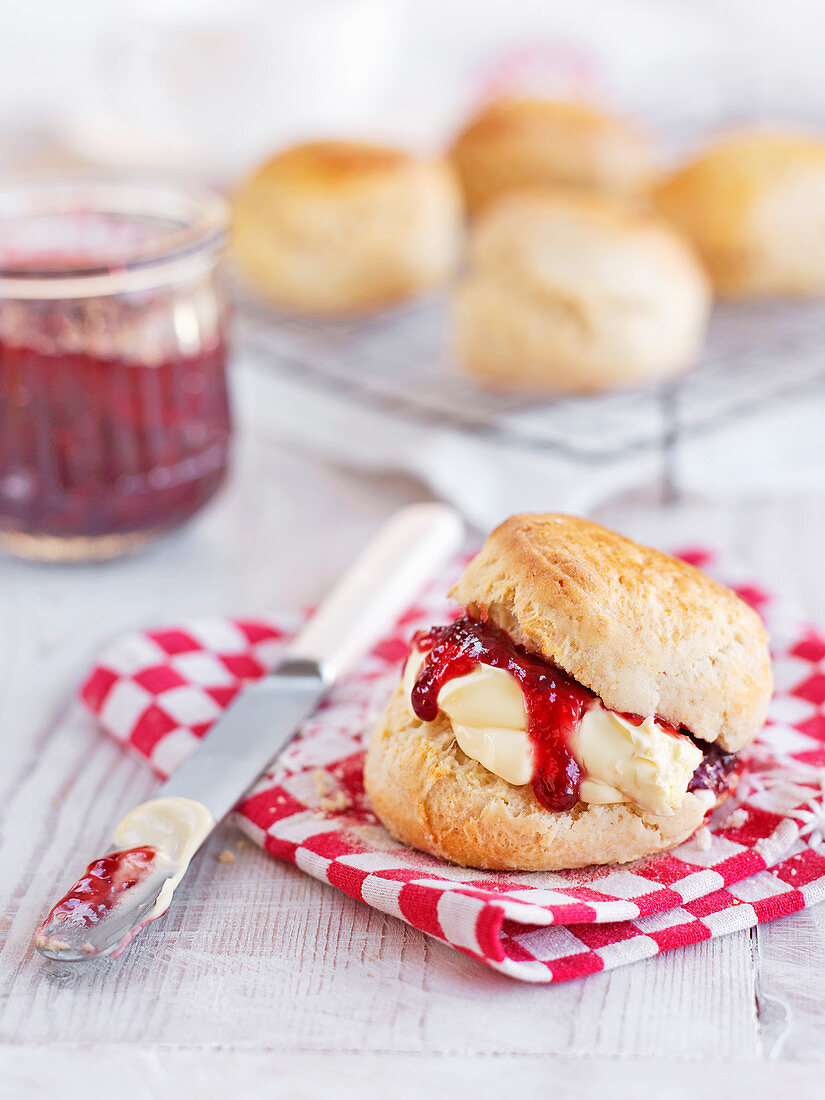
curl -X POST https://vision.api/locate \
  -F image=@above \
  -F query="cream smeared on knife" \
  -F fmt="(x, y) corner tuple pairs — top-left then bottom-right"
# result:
(35, 797), (214, 959)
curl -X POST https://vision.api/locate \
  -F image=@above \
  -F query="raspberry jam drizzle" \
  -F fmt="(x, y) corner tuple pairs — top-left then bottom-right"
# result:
(410, 617), (594, 811)
(409, 617), (740, 812)
(688, 744), (742, 798)
(38, 846), (157, 935)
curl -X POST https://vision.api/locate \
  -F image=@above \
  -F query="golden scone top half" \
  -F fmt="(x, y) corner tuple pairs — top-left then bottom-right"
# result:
(452, 514), (772, 751)
(231, 140), (464, 316)
(447, 97), (657, 214)
(654, 129), (825, 298)
(364, 514), (774, 872)
(230, 101), (825, 394)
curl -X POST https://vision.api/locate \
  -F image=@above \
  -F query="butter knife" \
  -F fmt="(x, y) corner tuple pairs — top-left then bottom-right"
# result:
(35, 503), (463, 962)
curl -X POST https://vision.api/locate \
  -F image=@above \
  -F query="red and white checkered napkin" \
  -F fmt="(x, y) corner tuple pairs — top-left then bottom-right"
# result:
(79, 550), (825, 983)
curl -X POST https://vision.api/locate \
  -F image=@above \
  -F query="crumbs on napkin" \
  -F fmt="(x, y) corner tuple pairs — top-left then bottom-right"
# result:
(313, 768), (353, 815)
(726, 809), (749, 829)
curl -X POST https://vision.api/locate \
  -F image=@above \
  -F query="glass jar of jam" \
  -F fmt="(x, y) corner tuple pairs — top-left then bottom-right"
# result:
(0, 179), (232, 561)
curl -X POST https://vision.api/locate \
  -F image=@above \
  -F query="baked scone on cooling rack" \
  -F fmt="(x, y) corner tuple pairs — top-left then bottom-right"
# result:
(451, 188), (711, 394)
(655, 130), (825, 299)
(448, 97), (656, 215)
(231, 140), (464, 316)
(365, 514), (772, 871)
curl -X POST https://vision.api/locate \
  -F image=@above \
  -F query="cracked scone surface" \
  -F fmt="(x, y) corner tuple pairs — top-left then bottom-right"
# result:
(452, 513), (772, 753)
(365, 685), (709, 871)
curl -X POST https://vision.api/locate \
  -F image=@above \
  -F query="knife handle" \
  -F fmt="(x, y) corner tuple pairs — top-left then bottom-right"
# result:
(286, 503), (464, 684)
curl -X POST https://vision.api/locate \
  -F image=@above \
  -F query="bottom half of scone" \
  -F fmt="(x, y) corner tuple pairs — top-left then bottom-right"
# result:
(364, 683), (724, 872)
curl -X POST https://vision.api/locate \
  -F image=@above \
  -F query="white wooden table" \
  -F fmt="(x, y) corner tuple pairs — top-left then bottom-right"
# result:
(1, 391), (824, 1098)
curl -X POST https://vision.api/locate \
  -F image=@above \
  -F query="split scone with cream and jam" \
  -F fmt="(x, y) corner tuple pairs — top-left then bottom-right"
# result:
(364, 514), (773, 870)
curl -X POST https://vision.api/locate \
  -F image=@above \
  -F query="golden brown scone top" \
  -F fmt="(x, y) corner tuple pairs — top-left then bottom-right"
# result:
(449, 97), (655, 213)
(231, 140), (463, 315)
(451, 514), (772, 752)
(248, 141), (422, 193)
(656, 130), (825, 222)
(654, 130), (825, 296)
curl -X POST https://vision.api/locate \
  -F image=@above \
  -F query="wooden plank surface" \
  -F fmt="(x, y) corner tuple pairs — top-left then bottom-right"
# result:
(3, 1049), (824, 1100)
(1, 425), (824, 1093)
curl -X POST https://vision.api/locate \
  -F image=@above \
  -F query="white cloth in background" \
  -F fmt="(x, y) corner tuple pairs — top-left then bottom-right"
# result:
(235, 349), (825, 529)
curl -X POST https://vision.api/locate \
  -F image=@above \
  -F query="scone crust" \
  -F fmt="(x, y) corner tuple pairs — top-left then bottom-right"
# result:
(654, 130), (825, 297)
(449, 97), (654, 214)
(231, 141), (463, 314)
(451, 514), (772, 752)
(365, 685), (710, 871)
(250, 141), (415, 190)
(451, 189), (710, 393)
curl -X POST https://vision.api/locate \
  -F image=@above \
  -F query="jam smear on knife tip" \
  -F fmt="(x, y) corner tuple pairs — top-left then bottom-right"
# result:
(38, 846), (157, 935)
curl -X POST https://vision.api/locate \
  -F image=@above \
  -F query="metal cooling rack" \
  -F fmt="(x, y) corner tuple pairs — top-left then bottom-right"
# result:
(237, 296), (825, 465)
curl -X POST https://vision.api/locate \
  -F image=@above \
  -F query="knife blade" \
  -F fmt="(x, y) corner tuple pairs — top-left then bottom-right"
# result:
(35, 503), (463, 962)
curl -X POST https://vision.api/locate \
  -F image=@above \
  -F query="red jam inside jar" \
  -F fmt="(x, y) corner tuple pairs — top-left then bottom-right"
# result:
(0, 182), (231, 561)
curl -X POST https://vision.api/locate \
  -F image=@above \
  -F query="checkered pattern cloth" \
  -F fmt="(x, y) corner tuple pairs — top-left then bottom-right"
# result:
(79, 549), (825, 983)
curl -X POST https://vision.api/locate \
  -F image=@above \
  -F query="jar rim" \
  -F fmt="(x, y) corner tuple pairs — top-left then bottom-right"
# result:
(0, 175), (229, 298)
